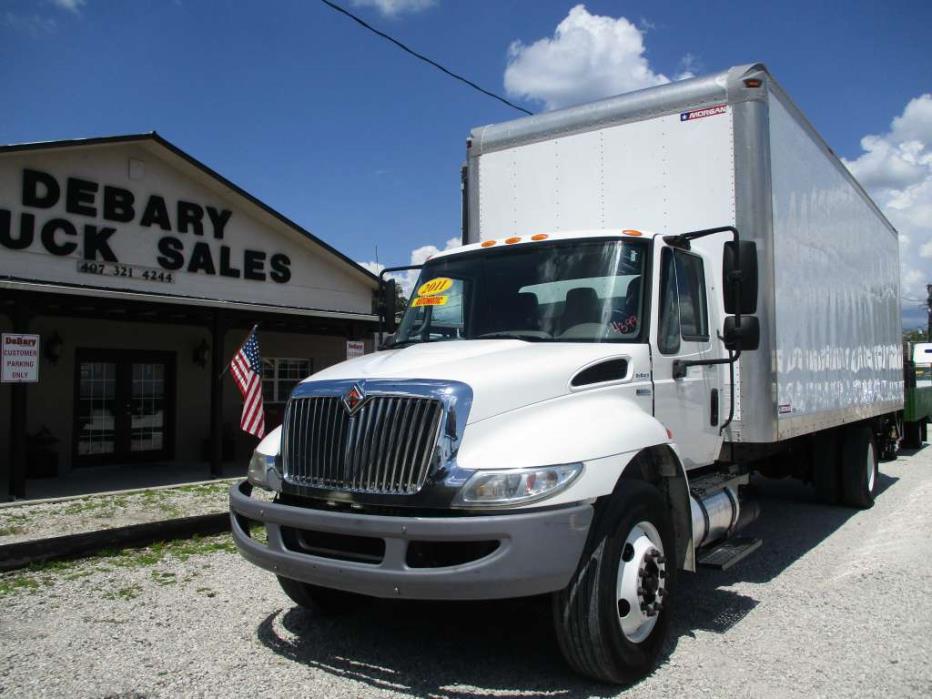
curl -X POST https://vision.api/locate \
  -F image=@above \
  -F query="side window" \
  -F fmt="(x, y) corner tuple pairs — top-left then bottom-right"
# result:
(658, 249), (680, 354)
(658, 248), (710, 355)
(674, 250), (709, 341)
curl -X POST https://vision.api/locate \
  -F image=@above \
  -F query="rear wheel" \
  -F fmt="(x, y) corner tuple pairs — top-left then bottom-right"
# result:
(839, 424), (878, 509)
(552, 481), (675, 684)
(277, 576), (367, 615)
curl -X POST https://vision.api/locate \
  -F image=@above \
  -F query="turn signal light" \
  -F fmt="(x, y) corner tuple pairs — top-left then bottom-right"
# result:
(743, 78), (763, 88)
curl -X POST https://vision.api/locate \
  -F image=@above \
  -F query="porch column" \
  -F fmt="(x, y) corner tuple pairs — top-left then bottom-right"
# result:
(209, 311), (227, 478)
(6, 303), (32, 499)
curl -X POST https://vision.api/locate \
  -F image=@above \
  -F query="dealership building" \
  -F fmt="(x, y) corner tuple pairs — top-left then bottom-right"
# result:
(0, 133), (380, 499)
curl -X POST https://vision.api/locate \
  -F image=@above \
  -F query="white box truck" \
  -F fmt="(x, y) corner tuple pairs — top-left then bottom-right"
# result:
(231, 63), (903, 683)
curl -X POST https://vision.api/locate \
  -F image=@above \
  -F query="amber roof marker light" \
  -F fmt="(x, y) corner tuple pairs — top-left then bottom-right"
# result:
(480, 240), (497, 248)
(622, 229), (643, 237)
(531, 233), (549, 241)
(504, 236), (522, 244)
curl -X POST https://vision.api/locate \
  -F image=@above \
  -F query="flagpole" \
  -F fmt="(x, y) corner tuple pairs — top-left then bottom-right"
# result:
(218, 323), (259, 380)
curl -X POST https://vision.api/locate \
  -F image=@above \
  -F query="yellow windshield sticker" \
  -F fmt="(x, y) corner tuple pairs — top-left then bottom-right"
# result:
(417, 277), (453, 297)
(411, 295), (448, 307)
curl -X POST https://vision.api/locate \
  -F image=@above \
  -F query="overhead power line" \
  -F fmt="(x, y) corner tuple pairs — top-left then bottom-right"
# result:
(318, 0), (533, 116)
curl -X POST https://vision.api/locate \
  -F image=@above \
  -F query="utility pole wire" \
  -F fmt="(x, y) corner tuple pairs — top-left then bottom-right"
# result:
(318, 0), (533, 117)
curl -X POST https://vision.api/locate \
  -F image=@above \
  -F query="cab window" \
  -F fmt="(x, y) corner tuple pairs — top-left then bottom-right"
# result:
(658, 248), (709, 354)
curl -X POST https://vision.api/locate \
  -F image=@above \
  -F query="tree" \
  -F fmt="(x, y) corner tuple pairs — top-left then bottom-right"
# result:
(395, 282), (409, 314)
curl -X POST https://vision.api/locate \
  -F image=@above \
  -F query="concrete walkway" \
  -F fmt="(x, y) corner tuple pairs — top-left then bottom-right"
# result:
(20, 462), (244, 502)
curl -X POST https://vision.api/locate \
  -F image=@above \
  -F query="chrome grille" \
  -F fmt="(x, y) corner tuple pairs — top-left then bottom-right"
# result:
(282, 395), (444, 494)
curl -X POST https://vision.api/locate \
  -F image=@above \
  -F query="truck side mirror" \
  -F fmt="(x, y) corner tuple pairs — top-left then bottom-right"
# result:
(723, 240), (758, 315)
(723, 315), (760, 351)
(380, 279), (398, 334)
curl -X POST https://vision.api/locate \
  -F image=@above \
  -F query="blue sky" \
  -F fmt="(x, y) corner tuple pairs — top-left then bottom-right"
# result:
(2, 0), (930, 326)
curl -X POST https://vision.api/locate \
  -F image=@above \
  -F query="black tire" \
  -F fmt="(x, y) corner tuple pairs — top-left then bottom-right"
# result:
(552, 481), (675, 684)
(839, 424), (878, 509)
(903, 421), (922, 449)
(276, 576), (367, 615)
(812, 431), (840, 505)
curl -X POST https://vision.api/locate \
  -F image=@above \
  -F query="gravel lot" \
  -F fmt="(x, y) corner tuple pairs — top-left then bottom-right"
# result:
(0, 481), (235, 545)
(1, 450), (931, 698)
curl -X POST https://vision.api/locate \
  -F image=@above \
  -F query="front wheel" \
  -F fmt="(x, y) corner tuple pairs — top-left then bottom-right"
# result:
(552, 481), (675, 684)
(277, 576), (368, 615)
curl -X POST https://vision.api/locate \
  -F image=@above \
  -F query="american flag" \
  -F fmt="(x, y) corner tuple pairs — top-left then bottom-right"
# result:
(229, 327), (265, 438)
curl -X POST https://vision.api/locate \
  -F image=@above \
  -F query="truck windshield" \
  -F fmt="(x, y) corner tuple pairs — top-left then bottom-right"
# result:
(394, 238), (647, 345)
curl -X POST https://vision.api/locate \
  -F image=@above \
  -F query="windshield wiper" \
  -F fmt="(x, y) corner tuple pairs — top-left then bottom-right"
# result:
(476, 332), (550, 342)
(387, 337), (458, 349)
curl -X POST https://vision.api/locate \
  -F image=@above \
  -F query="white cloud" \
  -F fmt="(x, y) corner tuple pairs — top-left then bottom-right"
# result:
(50, 0), (86, 13)
(844, 94), (932, 329)
(1, 12), (57, 35)
(350, 0), (434, 17)
(358, 235), (460, 295)
(504, 4), (689, 111)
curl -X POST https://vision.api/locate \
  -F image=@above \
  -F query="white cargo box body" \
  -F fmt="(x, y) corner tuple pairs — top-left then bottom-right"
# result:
(465, 63), (902, 444)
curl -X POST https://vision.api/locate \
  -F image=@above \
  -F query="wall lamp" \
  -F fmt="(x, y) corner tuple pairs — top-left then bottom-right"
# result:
(193, 339), (210, 368)
(44, 331), (64, 364)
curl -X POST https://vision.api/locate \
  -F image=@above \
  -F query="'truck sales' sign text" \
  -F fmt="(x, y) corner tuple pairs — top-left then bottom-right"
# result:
(0, 169), (292, 284)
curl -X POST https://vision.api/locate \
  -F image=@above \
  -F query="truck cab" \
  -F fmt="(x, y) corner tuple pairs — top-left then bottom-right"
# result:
(231, 227), (760, 683)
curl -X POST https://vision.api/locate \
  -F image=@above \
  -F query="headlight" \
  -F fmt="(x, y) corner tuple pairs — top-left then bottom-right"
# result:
(452, 464), (582, 507)
(247, 451), (281, 491)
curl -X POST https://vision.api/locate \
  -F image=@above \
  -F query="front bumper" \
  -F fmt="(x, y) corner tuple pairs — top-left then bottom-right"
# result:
(229, 481), (593, 600)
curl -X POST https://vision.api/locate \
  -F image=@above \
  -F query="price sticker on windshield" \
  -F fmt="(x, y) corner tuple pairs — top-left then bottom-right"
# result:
(411, 295), (448, 307)
(417, 277), (453, 297)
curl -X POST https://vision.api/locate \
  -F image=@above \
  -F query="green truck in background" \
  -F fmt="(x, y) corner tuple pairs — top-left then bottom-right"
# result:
(903, 342), (932, 448)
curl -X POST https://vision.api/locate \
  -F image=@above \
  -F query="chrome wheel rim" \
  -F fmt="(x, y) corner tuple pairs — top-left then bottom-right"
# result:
(866, 441), (876, 492)
(615, 520), (666, 643)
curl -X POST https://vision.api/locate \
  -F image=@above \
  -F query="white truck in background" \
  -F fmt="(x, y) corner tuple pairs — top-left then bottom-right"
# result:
(231, 64), (903, 683)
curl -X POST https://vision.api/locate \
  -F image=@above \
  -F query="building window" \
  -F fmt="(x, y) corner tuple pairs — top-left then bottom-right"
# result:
(262, 358), (312, 403)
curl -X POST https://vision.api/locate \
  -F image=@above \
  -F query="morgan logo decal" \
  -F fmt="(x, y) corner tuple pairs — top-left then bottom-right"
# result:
(342, 383), (366, 414)
(680, 104), (727, 122)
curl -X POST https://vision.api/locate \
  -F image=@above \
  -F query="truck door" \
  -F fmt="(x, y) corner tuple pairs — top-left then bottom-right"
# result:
(651, 245), (725, 469)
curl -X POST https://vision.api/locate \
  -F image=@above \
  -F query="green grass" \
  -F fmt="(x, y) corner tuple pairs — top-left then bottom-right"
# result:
(0, 533), (237, 598)
(105, 584), (142, 601)
(0, 481), (232, 543)
(0, 575), (41, 596)
(150, 570), (177, 586)
(0, 512), (35, 533)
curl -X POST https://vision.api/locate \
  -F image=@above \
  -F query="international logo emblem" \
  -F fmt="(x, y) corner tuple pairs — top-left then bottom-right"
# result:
(342, 383), (366, 414)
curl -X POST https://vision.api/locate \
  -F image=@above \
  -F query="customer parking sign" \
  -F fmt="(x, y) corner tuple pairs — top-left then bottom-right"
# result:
(1, 333), (40, 383)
